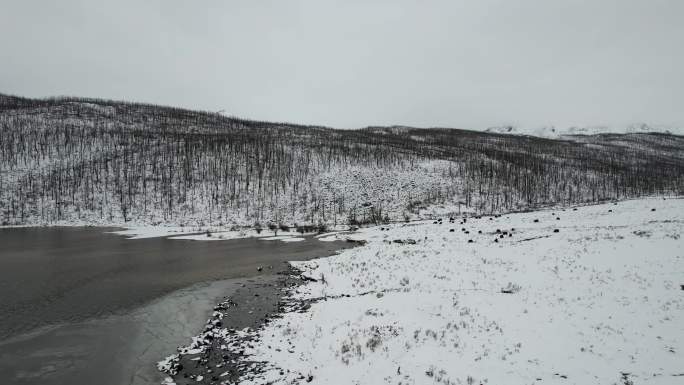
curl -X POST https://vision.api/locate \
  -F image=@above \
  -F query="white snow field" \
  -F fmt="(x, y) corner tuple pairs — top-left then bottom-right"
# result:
(233, 198), (683, 385)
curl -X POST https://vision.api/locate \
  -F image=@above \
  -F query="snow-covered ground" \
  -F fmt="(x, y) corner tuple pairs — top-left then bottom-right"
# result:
(108, 226), (211, 239)
(109, 226), (312, 243)
(108, 224), (355, 242)
(229, 198), (683, 385)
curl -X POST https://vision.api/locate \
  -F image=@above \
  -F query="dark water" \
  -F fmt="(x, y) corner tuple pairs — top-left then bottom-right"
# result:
(0, 227), (349, 385)
(0, 227), (344, 340)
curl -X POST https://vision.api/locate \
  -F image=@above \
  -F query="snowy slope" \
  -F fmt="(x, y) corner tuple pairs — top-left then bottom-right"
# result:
(222, 198), (683, 385)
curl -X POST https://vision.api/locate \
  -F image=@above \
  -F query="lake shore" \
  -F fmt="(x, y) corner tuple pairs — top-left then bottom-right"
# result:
(158, 267), (312, 385)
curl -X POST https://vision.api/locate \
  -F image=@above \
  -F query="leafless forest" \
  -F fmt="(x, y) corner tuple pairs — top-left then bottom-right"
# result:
(1, 93), (682, 227)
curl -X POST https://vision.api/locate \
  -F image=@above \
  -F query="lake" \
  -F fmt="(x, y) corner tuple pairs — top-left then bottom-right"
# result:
(0, 227), (348, 385)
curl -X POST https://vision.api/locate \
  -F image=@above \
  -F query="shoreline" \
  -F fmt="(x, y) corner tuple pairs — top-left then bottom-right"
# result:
(158, 236), (366, 385)
(158, 266), (312, 384)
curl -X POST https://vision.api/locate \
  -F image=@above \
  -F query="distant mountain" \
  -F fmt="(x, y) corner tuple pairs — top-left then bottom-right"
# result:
(485, 124), (684, 138)
(1, 93), (682, 227)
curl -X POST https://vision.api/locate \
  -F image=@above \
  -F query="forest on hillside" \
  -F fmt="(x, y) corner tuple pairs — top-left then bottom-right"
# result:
(1, 94), (682, 227)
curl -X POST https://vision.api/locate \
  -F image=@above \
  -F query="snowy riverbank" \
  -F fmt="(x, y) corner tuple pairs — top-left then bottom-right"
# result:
(202, 197), (683, 385)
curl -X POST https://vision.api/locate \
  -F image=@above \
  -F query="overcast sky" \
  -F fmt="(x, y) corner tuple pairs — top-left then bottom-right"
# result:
(1, 0), (682, 129)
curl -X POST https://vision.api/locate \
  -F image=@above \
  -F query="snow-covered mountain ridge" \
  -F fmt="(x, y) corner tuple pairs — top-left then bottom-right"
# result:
(485, 123), (684, 138)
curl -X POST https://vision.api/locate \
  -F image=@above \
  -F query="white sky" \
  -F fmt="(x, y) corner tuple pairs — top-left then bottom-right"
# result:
(1, 0), (682, 129)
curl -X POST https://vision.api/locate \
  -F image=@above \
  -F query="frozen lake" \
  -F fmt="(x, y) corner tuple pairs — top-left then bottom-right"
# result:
(0, 227), (348, 385)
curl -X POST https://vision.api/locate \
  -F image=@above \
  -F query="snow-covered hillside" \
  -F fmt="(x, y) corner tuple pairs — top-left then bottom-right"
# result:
(223, 198), (683, 384)
(1, 94), (683, 228)
(485, 124), (684, 138)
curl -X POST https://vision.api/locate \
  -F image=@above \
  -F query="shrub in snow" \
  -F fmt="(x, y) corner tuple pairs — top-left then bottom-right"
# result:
(501, 282), (522, 294)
